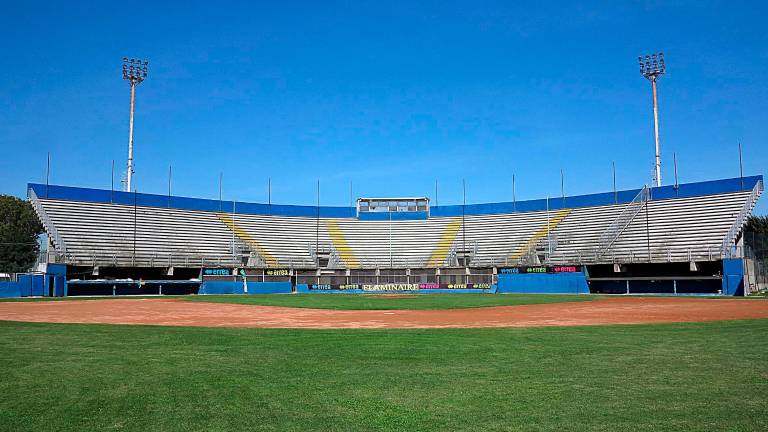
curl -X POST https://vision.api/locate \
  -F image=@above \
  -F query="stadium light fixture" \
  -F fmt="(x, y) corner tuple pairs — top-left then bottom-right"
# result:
(121, 57), (149, 192)
(638, 52), (665, 187)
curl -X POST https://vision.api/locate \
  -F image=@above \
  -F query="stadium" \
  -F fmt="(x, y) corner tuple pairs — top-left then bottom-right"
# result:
(3, 4), (768, 431)
(14, 173), (764, 298)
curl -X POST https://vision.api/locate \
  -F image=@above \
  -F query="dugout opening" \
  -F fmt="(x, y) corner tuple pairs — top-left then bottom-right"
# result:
(587, 261), (723, 295)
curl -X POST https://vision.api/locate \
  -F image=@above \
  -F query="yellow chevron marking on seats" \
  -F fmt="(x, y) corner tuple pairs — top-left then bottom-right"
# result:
(426, 218), (463, 267)
(325, 220), (360, 268)
(216, 213), (279, 267)
(509, 209), (572, 261)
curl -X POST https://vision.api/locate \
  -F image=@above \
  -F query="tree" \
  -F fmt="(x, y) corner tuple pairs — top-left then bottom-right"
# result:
(0, 195), (44, 273)
(745, 215), (768, 234)
(744, 215), (768, 253)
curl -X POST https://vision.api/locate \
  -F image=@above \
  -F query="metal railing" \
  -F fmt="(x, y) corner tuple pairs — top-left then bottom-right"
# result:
(488, 244), (739, 267)
(28, 189), (68, 262)
(595, 185), (649, 258)
(721, 179), (763, 258)
(447, 240), (477, 267)
(308, 243), (348, 268)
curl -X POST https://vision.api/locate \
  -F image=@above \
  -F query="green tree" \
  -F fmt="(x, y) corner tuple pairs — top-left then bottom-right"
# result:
(744, 215), (768, 253)
(0, 195), (44, 273)
(745, 215), (768, 233)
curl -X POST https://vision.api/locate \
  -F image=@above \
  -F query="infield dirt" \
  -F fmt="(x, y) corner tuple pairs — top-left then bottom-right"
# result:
(1, 296), (767, 328)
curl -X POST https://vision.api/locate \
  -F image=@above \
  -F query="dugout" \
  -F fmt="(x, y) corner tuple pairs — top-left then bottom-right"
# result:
(586, 260), (742, 295)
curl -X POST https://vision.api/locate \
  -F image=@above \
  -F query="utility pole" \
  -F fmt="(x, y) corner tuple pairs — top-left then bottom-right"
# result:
(560, 169), (565, 204)
(168, 165), (172, 207)
(122, 57), (149, 192)
(512, 174), (516, 211)
(45, 152), (50, 198)
(639, 52), (666, 187)
(316, 179), (320, 266)
(462, 179), (466, 266)
(738, 142), (744, 190)
(612, 162), (617, 204)
(673, 152), (679, 189)
(219, 173), (223, 211)
(111, 160), (115, 203)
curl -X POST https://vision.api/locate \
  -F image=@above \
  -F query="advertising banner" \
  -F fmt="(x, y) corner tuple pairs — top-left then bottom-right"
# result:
(309, 283), (492, 291)
(498, 266), (582, 275)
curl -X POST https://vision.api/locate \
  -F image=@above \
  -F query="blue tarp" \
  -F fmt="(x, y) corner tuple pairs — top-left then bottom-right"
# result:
(497, 272), (589, 294)
(301, 287), (497, 294)
(0, 274), (52, 298)
(722, 258), (745, 296)
(0, 281), (22, 298)
(199, 281), (292, 294)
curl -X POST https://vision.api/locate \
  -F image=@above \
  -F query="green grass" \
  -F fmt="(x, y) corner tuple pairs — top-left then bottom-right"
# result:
(183, 293), (596, 309)
(1, 320), (767, 431)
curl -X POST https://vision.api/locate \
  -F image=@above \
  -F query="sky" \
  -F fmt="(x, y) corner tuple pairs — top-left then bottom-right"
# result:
(1, 1), (766, 213)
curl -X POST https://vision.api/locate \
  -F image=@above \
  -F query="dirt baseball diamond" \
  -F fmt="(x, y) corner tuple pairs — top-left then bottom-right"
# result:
(1, 297), (767, 328)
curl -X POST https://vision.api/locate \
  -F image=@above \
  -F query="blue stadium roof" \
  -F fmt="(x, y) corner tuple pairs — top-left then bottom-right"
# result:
(28, 175), (762, 219)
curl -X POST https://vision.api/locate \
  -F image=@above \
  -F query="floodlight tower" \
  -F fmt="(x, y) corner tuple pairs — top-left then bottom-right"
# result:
(122, 57), (149, 192)
(639, 52), (666, 187)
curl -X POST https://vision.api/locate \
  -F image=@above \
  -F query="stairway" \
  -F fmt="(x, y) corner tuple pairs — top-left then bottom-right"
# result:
(216, 213), (278, 267)
(325, 220), (360, 268)
(426, 219), (462, 267)
(508, 209), (571, 265)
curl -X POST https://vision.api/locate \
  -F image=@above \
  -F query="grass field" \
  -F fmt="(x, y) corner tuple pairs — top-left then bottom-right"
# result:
(182, 293), (595, 309)
(1, 319), (766, 431)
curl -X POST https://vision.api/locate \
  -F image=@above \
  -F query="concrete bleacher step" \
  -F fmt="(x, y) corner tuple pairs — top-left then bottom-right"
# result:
(34, 185), (756, 268)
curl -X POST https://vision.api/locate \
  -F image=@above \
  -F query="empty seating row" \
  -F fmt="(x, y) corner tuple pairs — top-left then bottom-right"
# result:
(33, 184), (758, 268)
(39, 199), (241, 267)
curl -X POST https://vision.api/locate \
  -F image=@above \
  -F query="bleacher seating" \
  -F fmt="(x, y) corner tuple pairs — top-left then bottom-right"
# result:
(36, 199), (241, 267)
(29, 176), (762, 269)
(549, 191), (753, 264)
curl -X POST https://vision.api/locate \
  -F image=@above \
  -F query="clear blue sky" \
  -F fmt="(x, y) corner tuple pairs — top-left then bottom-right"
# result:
(1, 1), (766, 213)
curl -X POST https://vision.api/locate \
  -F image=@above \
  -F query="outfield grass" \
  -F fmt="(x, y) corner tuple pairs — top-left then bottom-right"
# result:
(183, 293), (595, 309)
(1, 320), (766, 431)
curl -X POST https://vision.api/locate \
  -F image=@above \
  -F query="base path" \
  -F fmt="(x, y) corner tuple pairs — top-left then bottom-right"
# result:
(1, 297), (768, 329)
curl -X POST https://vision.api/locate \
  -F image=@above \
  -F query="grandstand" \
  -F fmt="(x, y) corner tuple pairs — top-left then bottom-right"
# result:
(26, 175), (763, 296)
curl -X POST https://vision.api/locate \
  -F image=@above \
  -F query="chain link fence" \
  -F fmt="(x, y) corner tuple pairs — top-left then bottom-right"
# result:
(744, 231), (768, 295)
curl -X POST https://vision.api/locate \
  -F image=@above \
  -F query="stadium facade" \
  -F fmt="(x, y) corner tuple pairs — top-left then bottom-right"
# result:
(6, 175), (762, 297)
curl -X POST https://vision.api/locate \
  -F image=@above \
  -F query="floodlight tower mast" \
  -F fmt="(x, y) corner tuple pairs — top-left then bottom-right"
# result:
(122, 57), (149, 192)
(639, 52), (666, 187)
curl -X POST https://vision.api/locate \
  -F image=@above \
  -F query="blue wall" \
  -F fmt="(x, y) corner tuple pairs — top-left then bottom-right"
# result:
(46, 264), (67, 297)
(722, 259), (745, 296)
(17, 274), (44, 297)
(0, 281), (22, 298)
(358, 211), (429, 221)
(0, 272), (62, 298)
(300, 287), (497, 294)
(199, 281), (293, 295)
(497, 272), (589, 294)
(28, 175), (762, 219)
(247, 282), (293, 294)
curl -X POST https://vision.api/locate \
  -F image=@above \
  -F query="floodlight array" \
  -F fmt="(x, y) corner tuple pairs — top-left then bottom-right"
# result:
(122, 57), (149, 83)
(638, 52), (665, 79)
